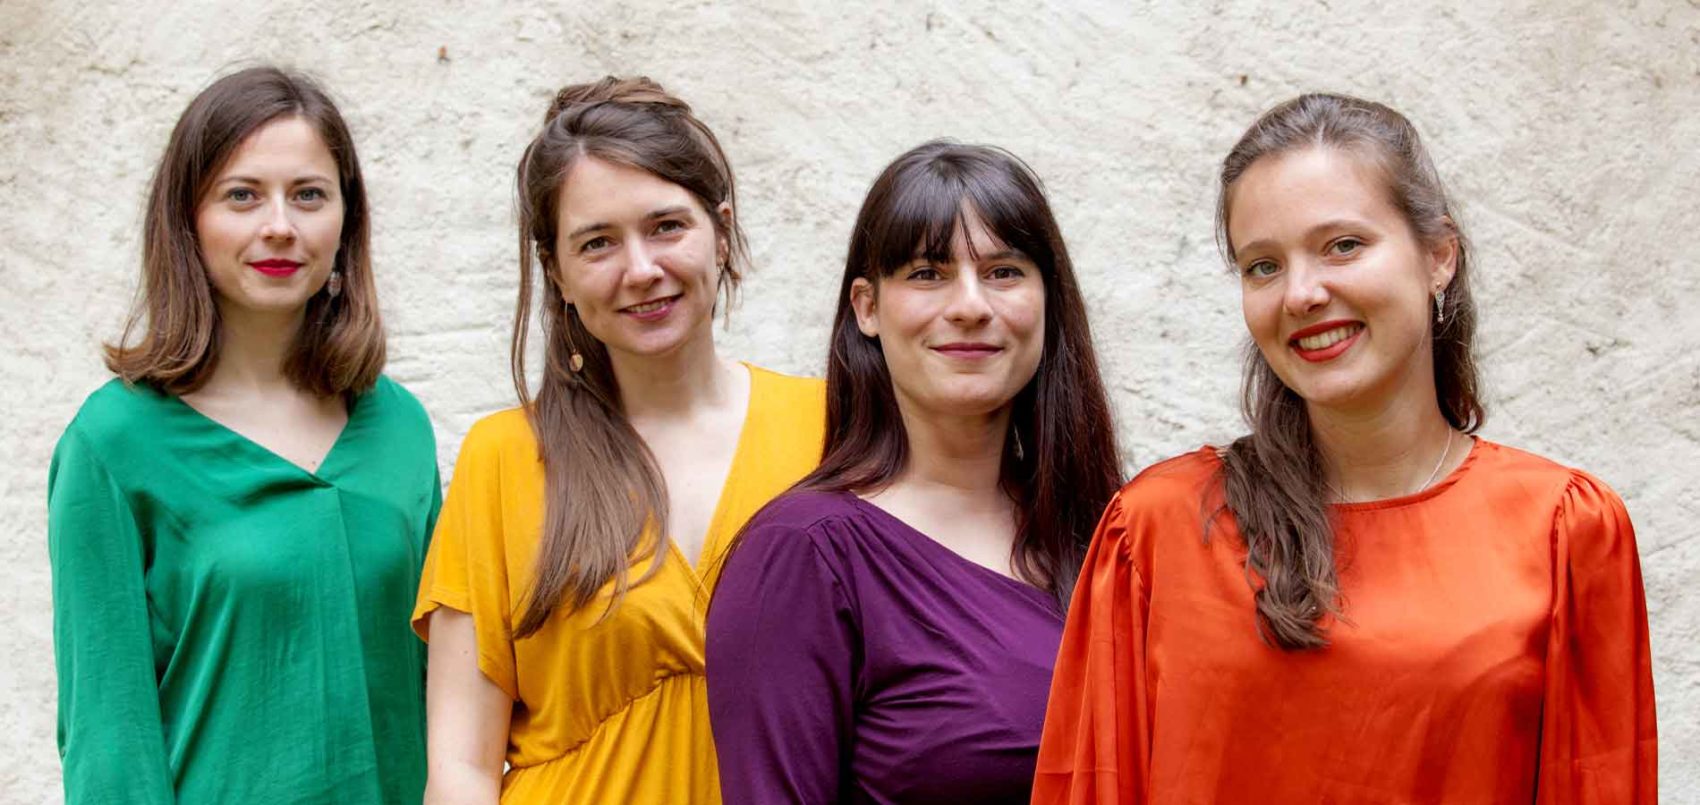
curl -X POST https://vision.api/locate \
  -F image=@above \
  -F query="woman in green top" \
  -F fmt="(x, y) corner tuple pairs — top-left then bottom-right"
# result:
(47, 66), (439, 804)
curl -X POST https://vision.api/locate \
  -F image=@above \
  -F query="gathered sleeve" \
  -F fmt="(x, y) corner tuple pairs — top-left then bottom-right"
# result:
(1535, 471), (1657, 804)
(48, 426), (176, 805)
(1033, 491), (1151, 805)
(411, 418), (519, 700)
(707, 516), (858, 804)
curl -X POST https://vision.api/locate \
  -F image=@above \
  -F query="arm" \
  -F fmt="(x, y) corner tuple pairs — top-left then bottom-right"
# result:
(423, 608), (511, 805)
(1535, 473), (1657, 804)
(707, 518), (858, 804)
(1032, 491), (1148, 805)
(48, 427), (176, 804)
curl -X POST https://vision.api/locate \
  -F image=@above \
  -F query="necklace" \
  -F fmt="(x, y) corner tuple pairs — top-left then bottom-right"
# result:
(1329, 429), (1456, 503)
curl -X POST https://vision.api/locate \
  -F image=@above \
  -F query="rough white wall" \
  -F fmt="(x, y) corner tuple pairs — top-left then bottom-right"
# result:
(3, 1), (1696, 801)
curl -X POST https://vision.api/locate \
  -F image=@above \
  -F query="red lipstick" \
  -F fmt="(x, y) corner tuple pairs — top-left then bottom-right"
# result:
(1288, 320), (1364, 363)
(249, 259), (302, 278)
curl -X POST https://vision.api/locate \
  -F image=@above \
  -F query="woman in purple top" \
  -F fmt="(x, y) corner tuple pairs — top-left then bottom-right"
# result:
(706, 141), (1123, 803)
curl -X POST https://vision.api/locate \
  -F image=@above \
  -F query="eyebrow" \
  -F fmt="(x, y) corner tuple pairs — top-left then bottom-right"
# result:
(566, 205), (694, 242)
(1233, 219), (1369, 257)
(214, 174), (336, 187)
(906, 248), (1031, 263)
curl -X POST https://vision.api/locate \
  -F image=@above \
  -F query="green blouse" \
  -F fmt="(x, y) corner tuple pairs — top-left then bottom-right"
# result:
(48, 377), (440, 804)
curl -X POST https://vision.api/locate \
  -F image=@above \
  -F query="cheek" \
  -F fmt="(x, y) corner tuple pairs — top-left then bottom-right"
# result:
(1241, 287), (1281, 345)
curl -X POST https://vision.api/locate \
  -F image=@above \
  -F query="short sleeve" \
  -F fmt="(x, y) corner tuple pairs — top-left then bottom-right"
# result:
(411, 418), (520, 700)
(1033, 490), (1151, 805)
(48, 426), (176, 804)
(1535, 472), (1657, 804)
(706, 515), (858, 804)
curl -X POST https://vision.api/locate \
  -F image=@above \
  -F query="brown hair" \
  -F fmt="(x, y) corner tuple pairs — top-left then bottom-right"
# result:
(800, 140), (1122, 605)
(105, 65), (384, 397)
(511, 76), (748, 636)
(1214, 93), (1484, 649)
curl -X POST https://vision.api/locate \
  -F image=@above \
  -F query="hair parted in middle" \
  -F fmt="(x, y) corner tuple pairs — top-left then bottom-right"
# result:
(797, 139), (1123, 606)
(511, 76), (749, 637)
(1213, 92), (1484, 650)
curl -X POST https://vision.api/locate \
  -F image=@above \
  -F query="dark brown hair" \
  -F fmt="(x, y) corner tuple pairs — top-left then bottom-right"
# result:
(1214, 93), (1484, 649)
(106, 65), (384, 397)
(800, 140), (1122, 605)
(511, 76), (748, 636)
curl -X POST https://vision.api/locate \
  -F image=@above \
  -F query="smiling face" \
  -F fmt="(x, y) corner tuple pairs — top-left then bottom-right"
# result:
(194, 116), (344, 322)
(550, 156), (729, 362)
(1228, 146), (1456, 416)
(850, 206), (1046, 420)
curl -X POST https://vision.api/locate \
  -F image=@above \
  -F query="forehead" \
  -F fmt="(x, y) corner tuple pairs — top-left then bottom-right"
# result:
(1226, 146), (1401, 248)
(217, 116), (338, 177)
(556, 156), (702, 227)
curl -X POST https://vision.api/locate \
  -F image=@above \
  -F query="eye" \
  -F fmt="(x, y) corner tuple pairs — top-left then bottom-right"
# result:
(294, 187), (328, 203)
(988, 265), (1026, 280)
(579, 236), (612, 254)
(905, 265), (942, 281)
(654, 218), (687, 234)
(1243, 259), (1279, 279)
(1328, 237), (1364, 257)
(224, 187), (258, 203)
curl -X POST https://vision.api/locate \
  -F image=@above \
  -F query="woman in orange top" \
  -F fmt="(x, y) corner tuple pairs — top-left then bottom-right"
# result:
(412, 77), (824, 803)
(1034, 93), (1656, 804)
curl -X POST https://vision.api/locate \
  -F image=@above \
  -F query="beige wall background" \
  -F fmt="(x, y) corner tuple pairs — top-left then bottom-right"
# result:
(3, 0), (1696, 801)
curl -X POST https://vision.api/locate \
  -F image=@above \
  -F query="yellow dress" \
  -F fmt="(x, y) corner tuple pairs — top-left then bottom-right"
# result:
(412, 365), (825, 803)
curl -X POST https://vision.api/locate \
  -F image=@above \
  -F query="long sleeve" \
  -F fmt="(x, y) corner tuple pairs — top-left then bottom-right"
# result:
(1535, 472), (1657, 804)
(1033, 492), (1150, 805)
(707, 519), (858, 804)
(47, 426), (176, 805)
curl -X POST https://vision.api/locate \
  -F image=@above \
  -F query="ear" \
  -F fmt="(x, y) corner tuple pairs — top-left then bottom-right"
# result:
(1428, 217), (1459, 293)
(716, 201), (734, 266)
(541, 245), (574, 306)
(849, 277), (880, 338)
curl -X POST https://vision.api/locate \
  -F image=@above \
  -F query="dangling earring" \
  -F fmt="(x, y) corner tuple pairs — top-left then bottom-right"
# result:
(1012, 425), (1025, 462)
(564, 303), (585, 372)
(569, 351), (585, 372)
(327, 270), (343, 299)
(1433, 288), (1446, 324)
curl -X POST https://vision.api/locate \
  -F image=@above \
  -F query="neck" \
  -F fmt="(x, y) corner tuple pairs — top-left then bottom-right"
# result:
(889, 398), (1010, 500)
(1309, 383), (1457, 502)
(608, 324), (734, 420)
(201, 303), (305, 396)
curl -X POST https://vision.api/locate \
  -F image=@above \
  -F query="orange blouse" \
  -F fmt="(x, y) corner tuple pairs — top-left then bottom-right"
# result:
(1034, 440), (1656, 805)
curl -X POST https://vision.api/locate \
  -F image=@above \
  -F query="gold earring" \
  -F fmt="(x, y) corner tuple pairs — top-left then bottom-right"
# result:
(1434, 289), (1446, 324)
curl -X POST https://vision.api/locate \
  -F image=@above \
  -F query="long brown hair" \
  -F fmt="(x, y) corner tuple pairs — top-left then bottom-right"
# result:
(106, 65), (384, 397)
(1214, 93), (1485, 649)
(511, 76), (748, 636)
(800, 140), (1122, 606)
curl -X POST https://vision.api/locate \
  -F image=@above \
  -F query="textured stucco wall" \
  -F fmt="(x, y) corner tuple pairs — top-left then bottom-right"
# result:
(3, 1), (1696, 801)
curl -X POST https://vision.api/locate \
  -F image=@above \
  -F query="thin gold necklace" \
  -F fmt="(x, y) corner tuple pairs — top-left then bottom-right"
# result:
(1330, 429), (1455, 504)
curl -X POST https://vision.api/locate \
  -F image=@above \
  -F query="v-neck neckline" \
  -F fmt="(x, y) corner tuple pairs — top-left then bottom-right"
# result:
(169, 387), (364, 483)
(671, 362), (761, 583)
(841, 492), (1058, 609)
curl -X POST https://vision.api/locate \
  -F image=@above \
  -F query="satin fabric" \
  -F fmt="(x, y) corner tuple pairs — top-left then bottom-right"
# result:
(412, 365), (825, 804)
(49, 377), (439, 804)
(1034, 440), (1656, 805)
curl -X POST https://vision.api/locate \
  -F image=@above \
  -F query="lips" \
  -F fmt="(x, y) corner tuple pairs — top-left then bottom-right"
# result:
(249, 259), (302, 278)
(931, 342), (1003, 359)
(620, 294), (680, 321)
(1288, 320), (1364, 363)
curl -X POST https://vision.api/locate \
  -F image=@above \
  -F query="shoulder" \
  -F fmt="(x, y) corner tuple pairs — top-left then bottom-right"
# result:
(452, 407), (539, 468)
(746, 363), (826, 405)
(743, 489), (859, 538)
(1468, 440), (1626, 512)
(361, 375), (436, 439)
(57, 379), (172, 458)
(1113, 448), (1222, 522)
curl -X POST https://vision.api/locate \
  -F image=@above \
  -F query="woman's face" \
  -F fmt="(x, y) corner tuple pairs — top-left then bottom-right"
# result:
(195, 116), (344, 322)
(551, 156), (729, 363)
(851, 206), (1046, 421)
(1229, 146), (1456, 416)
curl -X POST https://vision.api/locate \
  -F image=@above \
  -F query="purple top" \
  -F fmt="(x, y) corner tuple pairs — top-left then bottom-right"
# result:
(706, 490), (1065, 804)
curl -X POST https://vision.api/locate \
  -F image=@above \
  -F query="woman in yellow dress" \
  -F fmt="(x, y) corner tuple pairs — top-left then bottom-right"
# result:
(413, 77), (825, 803)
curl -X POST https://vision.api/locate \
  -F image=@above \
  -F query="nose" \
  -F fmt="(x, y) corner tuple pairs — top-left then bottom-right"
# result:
(943, 270), (994, 327)
(258, 196), (297, 241)
(621, 239), (666, 286)
(1281, 258), (1330, 318)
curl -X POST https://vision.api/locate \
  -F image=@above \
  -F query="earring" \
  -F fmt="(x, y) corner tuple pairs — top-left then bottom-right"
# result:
(1012, 425), (1025, 462)
(327, 271), (343, 299)
(569, 352), (584, 372)
(1433, 288), (1446, 324)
